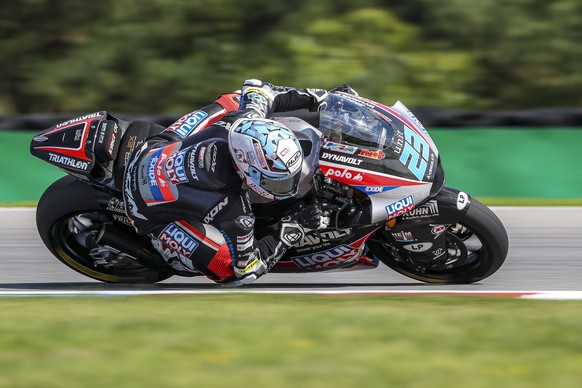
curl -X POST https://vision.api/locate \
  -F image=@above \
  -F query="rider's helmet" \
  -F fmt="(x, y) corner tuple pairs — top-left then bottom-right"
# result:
(228, 118), (304, 200)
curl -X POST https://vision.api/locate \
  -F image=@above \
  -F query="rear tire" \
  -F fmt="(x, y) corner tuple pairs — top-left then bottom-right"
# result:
(368, 198), (509, 284)
(36, 176), (173, 283)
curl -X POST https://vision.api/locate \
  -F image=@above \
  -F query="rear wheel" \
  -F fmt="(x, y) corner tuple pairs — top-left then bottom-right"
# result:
(36, 177), (173, 283)
(368, 199), (509, 284)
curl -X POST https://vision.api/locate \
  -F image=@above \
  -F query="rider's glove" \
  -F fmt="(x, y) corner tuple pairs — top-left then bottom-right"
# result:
(297, 200), (330, 231)
(330, 84), (359, 96)
(305, 88), (329, 112)
(240, 79), (275, 115)
(241, 79), (329, 114)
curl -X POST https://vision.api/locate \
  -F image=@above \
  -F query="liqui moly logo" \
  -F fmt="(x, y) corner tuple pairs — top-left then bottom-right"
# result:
(168, 110), (208, 138)
(291, 244), (359, 270)
(165, 150), (188, 185)
(385, 195), (415, 219)
(158, 224), (199, 258)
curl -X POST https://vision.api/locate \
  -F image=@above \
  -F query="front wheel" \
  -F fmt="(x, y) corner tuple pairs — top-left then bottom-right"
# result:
(36, 176), (173, 283)
(368, 199), (509, 284)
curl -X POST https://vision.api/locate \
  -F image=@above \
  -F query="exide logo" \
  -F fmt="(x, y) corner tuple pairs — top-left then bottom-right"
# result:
(364, 186), (384, 193)
(385, 195), (415, 220)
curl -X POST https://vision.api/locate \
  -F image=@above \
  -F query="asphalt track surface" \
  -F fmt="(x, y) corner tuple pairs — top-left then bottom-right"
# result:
(0, 207), (581, 294)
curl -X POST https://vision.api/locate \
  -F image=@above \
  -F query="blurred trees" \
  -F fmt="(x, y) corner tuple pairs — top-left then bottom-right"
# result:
(1, 0), (581, 114)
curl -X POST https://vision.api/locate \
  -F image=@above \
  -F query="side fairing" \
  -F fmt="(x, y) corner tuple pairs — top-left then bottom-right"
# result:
(318, 94), (441, 224)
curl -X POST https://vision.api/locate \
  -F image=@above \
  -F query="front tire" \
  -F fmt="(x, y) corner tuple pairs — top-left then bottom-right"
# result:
(369, 198), (509, 284)
(36, 176), (173, 283)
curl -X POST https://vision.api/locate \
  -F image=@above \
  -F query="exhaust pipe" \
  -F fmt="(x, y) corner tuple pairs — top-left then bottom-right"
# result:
(95, 223), (170, 272)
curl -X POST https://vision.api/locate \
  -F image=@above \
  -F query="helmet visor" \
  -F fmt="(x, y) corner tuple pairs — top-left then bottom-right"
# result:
(260, 172), (301, 197)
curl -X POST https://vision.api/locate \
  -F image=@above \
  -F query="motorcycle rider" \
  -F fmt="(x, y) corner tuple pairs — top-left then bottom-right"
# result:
(123, 79), (335, 286)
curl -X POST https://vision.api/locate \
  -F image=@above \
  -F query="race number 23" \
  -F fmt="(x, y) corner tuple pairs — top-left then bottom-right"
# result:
(399, 125), (429, 180)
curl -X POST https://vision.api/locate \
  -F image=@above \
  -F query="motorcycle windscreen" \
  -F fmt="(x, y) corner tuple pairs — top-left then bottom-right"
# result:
(319, 94), (393, 150)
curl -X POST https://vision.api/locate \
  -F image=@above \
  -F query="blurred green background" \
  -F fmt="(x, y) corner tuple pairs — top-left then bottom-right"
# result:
(2, 0), (582, 114)
(1, 0), (581, 203)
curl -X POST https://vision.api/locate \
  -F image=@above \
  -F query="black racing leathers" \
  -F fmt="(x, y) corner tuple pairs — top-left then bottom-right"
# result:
(122, 81), (327, 284)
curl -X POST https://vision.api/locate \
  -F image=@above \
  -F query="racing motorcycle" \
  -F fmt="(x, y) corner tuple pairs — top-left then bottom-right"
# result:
(30, 92), (509, 284)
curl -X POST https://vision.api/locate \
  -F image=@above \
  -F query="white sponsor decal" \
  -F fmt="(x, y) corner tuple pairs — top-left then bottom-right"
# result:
(364, 186), (384, 193)
(321, 152), (363, 166)
(55, 112), (102, 128)
(168, 110), (208, 138)
(403, 243), (433, 252)
(295, 229), (351, 248)
(324, 167), (363, 182)
(457, 192), (469, 210)
(203, 197), (229, 224)
(402, 200), (439, 219)
(48, 153), (89, 170)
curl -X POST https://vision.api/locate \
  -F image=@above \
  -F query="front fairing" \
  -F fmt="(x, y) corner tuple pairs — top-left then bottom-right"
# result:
(318, 93), (442, 223)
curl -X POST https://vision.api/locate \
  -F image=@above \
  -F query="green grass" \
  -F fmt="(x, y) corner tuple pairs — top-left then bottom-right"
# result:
(0, 201), (38, 207)
(0, 295), (581, 388)
(477, 198), (582, 206)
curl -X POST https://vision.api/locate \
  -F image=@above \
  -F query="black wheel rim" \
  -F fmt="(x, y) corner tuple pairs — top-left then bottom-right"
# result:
(49, 211), (162, 282)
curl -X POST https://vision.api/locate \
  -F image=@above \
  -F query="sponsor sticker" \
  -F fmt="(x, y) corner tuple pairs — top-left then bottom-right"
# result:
(48, 153), (89, 171)
(55, 112), (103, 129)
(391, 231), (415, 242)
(147, 152), (161, 187)
(167, 110), (208, 138)
(165, 149), (189, 185)
(430, 224), (448, 239)
(457, 192), (469, 210)
(286, 151), (301, 168)
(403, 242), (433, 252)
(321, 152), (363, 166)
(295, 229), (351, 248)
(203, 197), (229, 224)
(158, 223), (199, 258)
(402, 200), (439, 219)
(361, 186), (390, 194)
(252, 141), (268, 169)
(106, 198), (126, 214)
(323, 142), (358, 155)
(385, 195), (415, 220)
(235, 215), (255, 229)
(359, 149), (385, 160)
(323, 167), (364, 182)
(291, 244), (359, 270)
